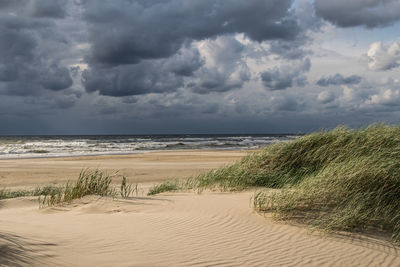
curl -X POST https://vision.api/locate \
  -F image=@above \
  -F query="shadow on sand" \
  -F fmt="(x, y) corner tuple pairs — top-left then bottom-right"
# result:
(0, 232), (57, 266)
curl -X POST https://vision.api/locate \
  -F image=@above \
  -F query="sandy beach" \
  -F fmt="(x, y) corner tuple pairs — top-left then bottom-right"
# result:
(1, 150), (400, 266)
(0, 150), (249, 188)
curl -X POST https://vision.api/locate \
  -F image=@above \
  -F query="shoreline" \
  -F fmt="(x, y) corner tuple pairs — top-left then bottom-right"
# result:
(0, 150), (148, 161)
(0, 147), (256, 162)
(0, 147), (254, 161)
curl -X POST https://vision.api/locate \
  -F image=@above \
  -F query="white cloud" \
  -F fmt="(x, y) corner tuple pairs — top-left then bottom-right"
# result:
(317, 90), (335, 104)
(366, 89), (400, 106)
(341, 86), (356, 102)
(366, 41), (400, 71)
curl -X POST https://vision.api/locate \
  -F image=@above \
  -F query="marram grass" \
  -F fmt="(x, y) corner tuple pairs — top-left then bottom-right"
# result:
(149, 124), (400, 242)
(0, 186), (63, 200)
(148, 180), (181, 195)
(39, 169), (117, 207)
(0, 169), (137, 207)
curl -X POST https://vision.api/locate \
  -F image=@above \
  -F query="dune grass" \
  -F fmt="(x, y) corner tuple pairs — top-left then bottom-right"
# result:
(1, 169), (138, 207)
(148, 180), (181, 195)
(120, 176), (138, 198)
(0, 189), (31, 200)
(39, 169), (117, 207)
(0, 186), (62, 200)
(148, 124), (400, 242)
(0, 189), (34, 200)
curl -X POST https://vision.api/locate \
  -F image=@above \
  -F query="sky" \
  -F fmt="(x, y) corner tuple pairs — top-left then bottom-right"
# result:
(1, 0), (400, 135)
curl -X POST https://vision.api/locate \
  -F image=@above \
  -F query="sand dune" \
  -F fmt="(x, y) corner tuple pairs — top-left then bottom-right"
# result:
(1, 190), (399, 266)
(1, 151), (399, 266)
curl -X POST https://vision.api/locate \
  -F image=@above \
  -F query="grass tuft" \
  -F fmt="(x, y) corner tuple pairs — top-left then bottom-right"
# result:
(148, 180), (181, 195)
(39, 169), (116, 207)
(0, 186), (63, 200)
(120, 176), (138, 198)
(0, 189), (33, 200)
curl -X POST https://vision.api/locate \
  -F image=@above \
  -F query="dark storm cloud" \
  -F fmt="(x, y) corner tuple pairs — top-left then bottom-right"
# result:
(23, 92), (78, 109)
(0, 0), (67, 18)
(314, 0), (400, 28)
(261, 71), (292, 90)
(0, 5), (73, 96)
(3, 0), (400, 136)
(164, 47), (204, 77)
(82, 45), (205, 96)
(82, 61), (184, 96)
(191, 66), (250, 94)
(82, 0), (299, 66)
(28, 0), (67, 18)
(40, 64), (73, 91)
(80, 0), (321, 97)
(82, 30), (254, 96)
(271, 95), (300, 111)
(317, 74), (362, 87)
(0, 0), (16, 9)
(261, 58), (311, 90)
(266, 0), (321, 60)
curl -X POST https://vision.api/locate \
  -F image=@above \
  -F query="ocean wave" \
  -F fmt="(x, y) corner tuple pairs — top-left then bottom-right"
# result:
(0, 134), (300, 159)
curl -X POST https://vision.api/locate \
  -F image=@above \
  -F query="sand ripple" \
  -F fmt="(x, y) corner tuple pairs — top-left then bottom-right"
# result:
(0, 192), (399, 266)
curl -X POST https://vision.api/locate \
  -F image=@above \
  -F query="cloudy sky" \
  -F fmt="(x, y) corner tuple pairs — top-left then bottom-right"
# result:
(1, 0), (400, 134)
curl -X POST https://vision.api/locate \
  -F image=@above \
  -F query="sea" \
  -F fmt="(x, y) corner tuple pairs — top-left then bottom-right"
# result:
(0, 134), (301, 159)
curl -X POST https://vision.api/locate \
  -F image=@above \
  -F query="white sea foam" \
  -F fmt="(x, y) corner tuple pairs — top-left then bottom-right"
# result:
(0, 135), (299, 159)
